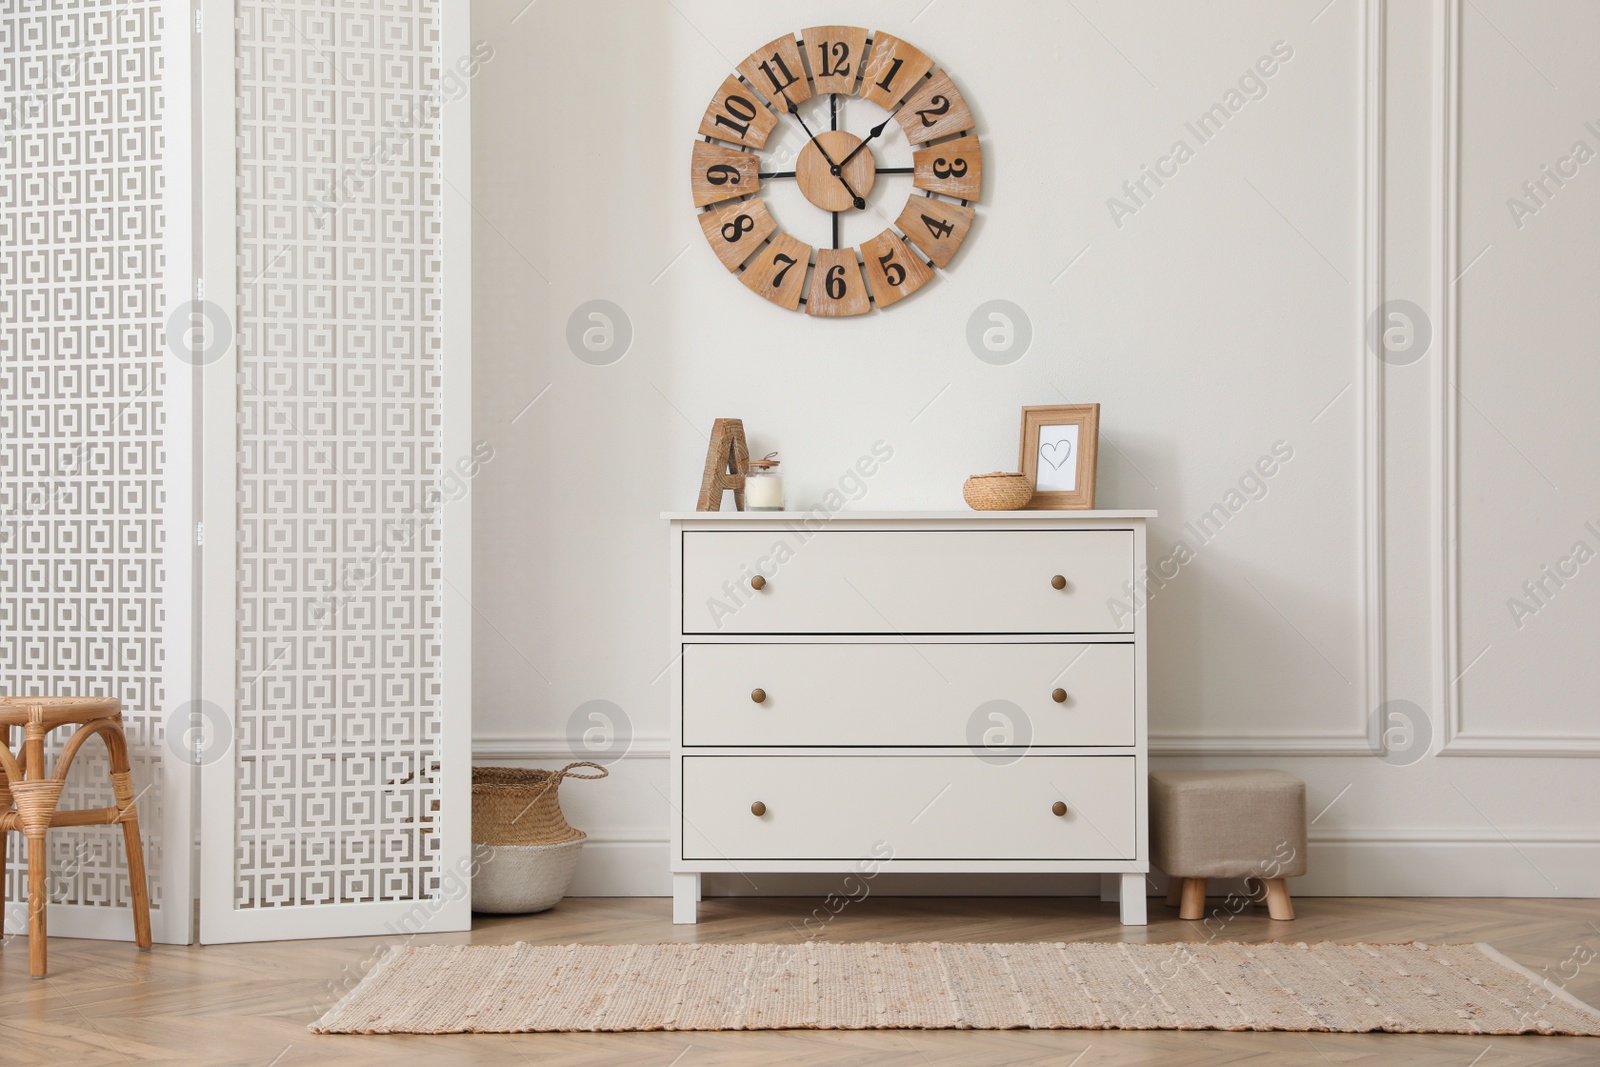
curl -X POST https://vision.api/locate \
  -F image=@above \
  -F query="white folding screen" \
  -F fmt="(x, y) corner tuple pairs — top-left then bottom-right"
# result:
(0, 0), (194, 945)
(197, 0), (471, 942)
(2, 0), (469, 947)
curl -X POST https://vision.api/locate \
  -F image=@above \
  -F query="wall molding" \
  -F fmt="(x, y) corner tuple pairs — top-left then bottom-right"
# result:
(570, 826), (1600, 849)
(1310, 826), (1600, 846)
(479, 6), (1391, 766)
(1436, 736), (1600, 758)
(486, 735), (1600, 759)
(582, 828), (672, 846)
(1358, 0), (1389, 750)
(479, 737), (1386, 759)
(473, 736), (671, 762)
(1151, 735), (1376, 757)
(569, 827), (1599, 899)
(1433, 0), (1600, 756)
(1155, 0), (1386, 758)
(477, 736), (1386, 760)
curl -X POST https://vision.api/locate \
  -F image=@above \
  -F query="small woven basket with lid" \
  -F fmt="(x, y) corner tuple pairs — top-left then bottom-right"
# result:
(963, 471), (1034, 511)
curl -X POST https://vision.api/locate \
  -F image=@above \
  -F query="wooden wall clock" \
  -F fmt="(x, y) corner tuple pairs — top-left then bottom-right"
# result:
(691, 27), (981, 316)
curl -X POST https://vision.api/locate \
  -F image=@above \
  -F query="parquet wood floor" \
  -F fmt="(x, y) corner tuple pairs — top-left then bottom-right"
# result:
(3, 895), (1598, 1065)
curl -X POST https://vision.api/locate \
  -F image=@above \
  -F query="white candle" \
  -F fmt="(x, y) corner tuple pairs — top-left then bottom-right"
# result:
(746, 473), (784, 510)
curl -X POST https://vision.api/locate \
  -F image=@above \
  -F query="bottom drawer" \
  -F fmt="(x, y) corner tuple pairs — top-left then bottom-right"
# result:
(680, 755), (1136, 861)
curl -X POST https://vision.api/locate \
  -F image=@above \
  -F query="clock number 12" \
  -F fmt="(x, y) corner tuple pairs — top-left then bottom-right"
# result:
(816, 40), (851, 78)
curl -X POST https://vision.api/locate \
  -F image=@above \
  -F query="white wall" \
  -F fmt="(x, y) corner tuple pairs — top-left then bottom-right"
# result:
(469, 0), (1600, 898)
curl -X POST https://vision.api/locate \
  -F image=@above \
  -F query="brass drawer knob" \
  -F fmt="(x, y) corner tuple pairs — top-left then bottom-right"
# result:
(1052, 801), (1068, 817)
(1052, 688), (1068, 703)
(1050, 574), (1067, 590)
(751, 801), (767, 817)
(751, 688), (767, 704)
(750, 575), (766, 590)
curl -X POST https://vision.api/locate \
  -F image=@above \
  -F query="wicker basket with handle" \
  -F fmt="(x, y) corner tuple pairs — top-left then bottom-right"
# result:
(471, 762), (609, 914)
(472, 762), (608, 847)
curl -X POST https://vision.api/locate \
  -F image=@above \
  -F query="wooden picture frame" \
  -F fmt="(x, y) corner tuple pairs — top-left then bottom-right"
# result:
(1019, 404), (1100, 509)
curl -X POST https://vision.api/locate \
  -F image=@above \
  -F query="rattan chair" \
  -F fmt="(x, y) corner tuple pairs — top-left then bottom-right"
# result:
(0, 696), (153, 977)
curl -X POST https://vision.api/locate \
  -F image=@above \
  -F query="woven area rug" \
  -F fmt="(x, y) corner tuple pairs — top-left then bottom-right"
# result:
(311, 940), (1600, 1035)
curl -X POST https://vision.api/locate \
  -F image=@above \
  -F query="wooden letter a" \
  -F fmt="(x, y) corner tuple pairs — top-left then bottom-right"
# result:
(696, 418), (750, 511)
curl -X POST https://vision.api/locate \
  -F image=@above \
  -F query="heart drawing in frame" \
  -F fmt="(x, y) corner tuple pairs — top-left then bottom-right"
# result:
(1039, 439), (1073, 470)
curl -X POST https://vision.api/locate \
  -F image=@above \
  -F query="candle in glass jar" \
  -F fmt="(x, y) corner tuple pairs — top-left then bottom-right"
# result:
(746, 453), (784, 511)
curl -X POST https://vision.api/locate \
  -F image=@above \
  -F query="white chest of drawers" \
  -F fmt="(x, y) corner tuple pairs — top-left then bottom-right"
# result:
(666, 511), (1152, 925)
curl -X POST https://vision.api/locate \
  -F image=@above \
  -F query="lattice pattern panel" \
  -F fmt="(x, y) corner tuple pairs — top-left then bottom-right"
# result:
(234, 0), (444, 909)
(0, 0), (168, 918)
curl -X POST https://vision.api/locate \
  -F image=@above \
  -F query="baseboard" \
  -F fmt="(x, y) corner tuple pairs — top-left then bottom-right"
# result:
(1289, 834), (1600, 897)
(564, 834), (1600, 899)
(567, 840), (674, 897)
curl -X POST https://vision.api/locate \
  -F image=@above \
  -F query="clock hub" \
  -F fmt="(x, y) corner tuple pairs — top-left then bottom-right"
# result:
(796, 129), (876, 212)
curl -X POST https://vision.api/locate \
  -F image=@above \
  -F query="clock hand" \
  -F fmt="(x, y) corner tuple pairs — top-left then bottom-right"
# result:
(784, 98), (867, 210)
(783, 97), (828, 155)
(835, 106), (905, 169)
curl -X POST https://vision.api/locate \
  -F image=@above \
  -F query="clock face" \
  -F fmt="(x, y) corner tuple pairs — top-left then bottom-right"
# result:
(692, 28), (981, 316)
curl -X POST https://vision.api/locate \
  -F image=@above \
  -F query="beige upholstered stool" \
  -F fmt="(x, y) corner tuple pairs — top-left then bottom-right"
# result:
(0, 696), (153, 977)
(1150, 769), (1307, 921)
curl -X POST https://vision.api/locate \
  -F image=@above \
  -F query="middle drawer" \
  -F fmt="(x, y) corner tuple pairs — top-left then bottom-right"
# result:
(682, 642), (1136, 747)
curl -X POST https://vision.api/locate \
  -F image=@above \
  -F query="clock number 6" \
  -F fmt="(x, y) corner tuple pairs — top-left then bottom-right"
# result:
(706, 164), (742, 186)
(877, 248), (906, 288)
(932, 157), (967, 180)
(771, 253), (798, 288)
(721, 214), (754, 242)
(825, 264), (849, 300)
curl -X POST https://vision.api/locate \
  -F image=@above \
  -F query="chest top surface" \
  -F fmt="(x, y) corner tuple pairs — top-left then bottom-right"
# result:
(664, 511), (1155, 521)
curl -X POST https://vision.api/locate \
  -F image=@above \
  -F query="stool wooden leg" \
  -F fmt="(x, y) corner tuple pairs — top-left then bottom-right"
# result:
(12, 780), (64, 979)
(106, 726), (153, 951)
(1263, 878), (1295, 920)
(26, 830), (46, 976)
(19, 721), (54, 978)
(1178, 877), (1207, 920)
(1165, 880), (1182, 908)
(118, 818), (153, 950)
(1, 725), (9, 942)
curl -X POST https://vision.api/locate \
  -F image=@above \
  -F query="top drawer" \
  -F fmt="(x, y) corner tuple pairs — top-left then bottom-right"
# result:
(683, 529), (1135, 635)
